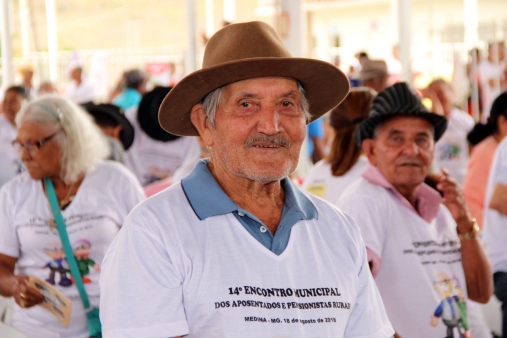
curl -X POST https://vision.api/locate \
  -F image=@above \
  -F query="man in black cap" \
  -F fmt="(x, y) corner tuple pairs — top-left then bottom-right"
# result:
(337, 82), (492, 338)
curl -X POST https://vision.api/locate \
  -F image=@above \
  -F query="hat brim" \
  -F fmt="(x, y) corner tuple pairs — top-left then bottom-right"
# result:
(159, 58), (350, 136)
(356, 110), (448, 146)
(138, 87), (181, 142)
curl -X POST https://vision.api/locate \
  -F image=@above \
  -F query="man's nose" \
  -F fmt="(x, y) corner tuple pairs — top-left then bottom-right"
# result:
(401, 140), (419, 156)
(18, 146), (32, 161)
(256, 106), (280, 135)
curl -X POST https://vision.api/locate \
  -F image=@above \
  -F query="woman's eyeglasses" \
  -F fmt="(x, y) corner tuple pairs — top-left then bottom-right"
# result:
(11, 130), (61, 156)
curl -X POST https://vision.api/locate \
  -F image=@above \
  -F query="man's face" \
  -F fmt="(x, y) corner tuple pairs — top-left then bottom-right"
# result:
(2, 90), (24, 125)
(363, 116), (434, 193)
(207, 77), (306, 183)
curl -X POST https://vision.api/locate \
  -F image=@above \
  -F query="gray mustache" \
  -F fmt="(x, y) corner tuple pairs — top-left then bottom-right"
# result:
(244, 137), (290, 148)
(398, 160), (421, 166)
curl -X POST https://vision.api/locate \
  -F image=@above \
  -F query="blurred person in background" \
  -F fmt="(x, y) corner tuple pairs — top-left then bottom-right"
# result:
(467, 48), (484, 116)
(18, 65), (35, 100)
(360, 59), (389, 93)
(124, 86), (201, 186)
(425, 79), (475, 185)
(302, 87), (375, 203)
(83, 103), (135, 164)
(65, 66), (95, 104)
(37, 81), (59, 97)
(463, 92), (507, 229)
(348, 51), (369, 86)
(111, 69), (147, 111)
(479, 42), (506, 123)
(0, 95), (144, 337)
(0, 86), (28, 186)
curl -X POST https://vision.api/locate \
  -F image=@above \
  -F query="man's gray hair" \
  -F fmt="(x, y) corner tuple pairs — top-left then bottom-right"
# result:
(202, 81), (311, 127)
(16, 95), (109, 184)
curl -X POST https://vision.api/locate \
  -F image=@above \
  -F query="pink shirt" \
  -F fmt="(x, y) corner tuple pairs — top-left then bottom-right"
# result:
(463, 136), (498, 229)
(360, 164), (443, 276)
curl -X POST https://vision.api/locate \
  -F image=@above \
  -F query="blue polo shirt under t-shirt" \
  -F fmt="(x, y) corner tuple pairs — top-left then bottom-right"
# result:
(181, 159), (318, 255)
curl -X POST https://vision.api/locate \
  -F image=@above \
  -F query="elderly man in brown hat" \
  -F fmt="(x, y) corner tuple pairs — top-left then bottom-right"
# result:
(99, 21), (394, 337)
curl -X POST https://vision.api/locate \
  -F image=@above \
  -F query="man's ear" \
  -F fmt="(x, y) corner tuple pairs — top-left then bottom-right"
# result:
(362, 139), (377, 166)
(190, 104), (214, 147)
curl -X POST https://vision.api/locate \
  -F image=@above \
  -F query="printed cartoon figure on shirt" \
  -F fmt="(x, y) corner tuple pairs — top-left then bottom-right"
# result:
(43, 242), (71, 287)
(437, 142), (461, 161)
(430, 272), (469, 338)
(71, 239), (100, 284)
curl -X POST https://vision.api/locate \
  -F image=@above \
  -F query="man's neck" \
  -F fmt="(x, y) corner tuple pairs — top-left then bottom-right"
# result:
(208, 160), (285, 234)
(393, 184), (419, 209)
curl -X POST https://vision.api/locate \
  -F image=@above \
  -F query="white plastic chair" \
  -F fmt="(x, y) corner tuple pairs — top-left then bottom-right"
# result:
(0, 296), (27, 337)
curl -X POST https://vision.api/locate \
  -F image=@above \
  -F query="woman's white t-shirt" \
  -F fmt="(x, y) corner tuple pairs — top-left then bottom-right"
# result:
(483, 137), (507, 273)
(301, 156), (368, 203)
(0, 160), (145, 338)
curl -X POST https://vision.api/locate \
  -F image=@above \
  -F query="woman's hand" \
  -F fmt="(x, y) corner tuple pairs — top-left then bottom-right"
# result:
(11, 276), (44, 309)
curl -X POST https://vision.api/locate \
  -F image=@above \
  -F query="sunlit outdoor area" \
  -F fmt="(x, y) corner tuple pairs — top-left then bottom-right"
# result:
(1, 1), (507, 337)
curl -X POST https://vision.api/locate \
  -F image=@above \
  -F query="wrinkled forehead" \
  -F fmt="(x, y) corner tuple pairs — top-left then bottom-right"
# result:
(222, 76), (299, 97)
(376, 115), (434, 136)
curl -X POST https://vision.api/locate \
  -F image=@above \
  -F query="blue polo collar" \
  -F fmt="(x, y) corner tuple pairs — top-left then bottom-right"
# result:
(181, 159), (318, 221)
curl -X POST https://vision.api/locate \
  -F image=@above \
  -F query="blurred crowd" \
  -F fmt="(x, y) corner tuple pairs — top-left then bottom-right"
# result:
(0, 26), (507, 338)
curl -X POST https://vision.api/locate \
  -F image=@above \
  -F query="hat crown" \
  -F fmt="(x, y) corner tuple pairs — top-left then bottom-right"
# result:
(203, 21), (292, 69)
(370, 82), (426, 117)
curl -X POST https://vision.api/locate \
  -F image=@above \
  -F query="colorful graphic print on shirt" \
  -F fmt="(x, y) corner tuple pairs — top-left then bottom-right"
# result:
(430, 272), (469, 338)
(43, 238), (100, 287)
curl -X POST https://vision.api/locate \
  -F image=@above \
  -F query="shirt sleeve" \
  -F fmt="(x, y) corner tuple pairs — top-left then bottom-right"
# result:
(100, 209), (189, 337)
(114, 164), (146, 222)
(0, 183), (19, 257)
(343, 214), (395, 338)
(336, 193), (389, 260)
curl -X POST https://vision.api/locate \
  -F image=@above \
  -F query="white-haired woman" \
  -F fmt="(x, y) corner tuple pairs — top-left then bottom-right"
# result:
(0, 95), (145, 337)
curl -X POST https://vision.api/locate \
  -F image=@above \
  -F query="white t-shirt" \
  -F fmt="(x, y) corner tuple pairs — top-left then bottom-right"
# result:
(337, 177), (469, 338)
(301, 156), (368, 203)
(0, 114), (22, 187)
(64, 79), (95, 104)
(0, 161), (145, 338)
(434, 108), (475, 184)
(124, 107), (201, 186)
(483, 137), (507, 274)
(100, 182), (394, 338)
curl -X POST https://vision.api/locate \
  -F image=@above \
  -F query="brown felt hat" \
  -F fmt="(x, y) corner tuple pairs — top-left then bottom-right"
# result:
(159, 21), (350, 136)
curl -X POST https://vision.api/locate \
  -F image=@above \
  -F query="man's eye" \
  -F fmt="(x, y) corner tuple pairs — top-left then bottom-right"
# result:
(240, 102), (251, 108)
(282, 101), (292, 107)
